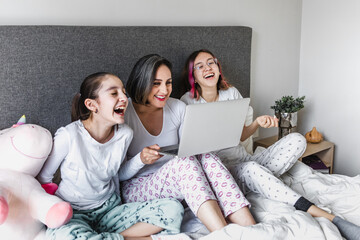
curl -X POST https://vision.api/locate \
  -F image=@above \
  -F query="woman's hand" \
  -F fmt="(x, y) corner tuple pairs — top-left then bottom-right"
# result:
(256, 115), (279, 128)
(140, 144), (163, 164)
(241, 115), (279, 141)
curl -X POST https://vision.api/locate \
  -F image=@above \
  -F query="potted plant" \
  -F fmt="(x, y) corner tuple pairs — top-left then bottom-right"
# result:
(270, 96), (305, 139)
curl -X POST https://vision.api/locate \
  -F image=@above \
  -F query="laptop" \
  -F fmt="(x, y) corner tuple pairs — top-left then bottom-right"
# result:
(159, 98), (250, 158)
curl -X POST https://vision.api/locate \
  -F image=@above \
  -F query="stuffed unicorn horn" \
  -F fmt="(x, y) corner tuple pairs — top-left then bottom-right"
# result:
(0, 116), (72, 240)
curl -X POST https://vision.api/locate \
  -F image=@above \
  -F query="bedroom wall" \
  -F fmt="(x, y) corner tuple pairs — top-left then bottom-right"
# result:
(299, 0), (360, 176)
(1, 1), (357, 176)
(0, 0), (302, 139)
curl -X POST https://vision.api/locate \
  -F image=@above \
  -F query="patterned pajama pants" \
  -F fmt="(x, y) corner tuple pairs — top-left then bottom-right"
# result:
(46, 194), (183, 240)
(122, 153), (249, 217)
(217, 133), (307, 206)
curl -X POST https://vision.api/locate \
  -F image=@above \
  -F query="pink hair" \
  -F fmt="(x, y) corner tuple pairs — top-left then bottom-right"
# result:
(188, 60), (198, 98)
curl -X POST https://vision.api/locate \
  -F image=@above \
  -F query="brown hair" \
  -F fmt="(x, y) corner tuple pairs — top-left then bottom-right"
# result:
(71, 72), (115, 121)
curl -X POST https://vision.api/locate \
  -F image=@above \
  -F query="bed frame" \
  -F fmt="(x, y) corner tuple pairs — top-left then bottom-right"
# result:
(0, 26), (252, 134)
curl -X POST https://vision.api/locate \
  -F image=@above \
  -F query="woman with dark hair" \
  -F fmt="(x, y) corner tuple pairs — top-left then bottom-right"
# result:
(180, 49), (360, 240)
(120, 54), (257, 232)
(38, 72), (184, 239)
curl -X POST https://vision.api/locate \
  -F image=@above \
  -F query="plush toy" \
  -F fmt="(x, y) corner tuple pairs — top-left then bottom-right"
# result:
(0, 116), (73, 240)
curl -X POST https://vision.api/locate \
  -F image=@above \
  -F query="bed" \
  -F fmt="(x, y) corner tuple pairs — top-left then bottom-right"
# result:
(1, 26), (359, 240)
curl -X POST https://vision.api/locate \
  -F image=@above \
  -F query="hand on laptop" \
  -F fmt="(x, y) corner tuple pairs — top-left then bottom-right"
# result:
(140, 144), (163, 164)
(256, 115), (279, 128)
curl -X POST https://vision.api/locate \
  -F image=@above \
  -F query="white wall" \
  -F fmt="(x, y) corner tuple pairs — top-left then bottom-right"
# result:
(299, 0), (360, 176)
(2, 1), (357, 176)
(0, 0), (302, 138)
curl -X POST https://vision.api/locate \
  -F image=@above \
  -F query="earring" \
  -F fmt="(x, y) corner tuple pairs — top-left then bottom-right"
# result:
(95, 109), (98, 113)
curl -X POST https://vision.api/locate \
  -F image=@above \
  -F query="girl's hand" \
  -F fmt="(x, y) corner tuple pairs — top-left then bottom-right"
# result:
(140, 144), (163, 164)
(256, 115), (279, 128)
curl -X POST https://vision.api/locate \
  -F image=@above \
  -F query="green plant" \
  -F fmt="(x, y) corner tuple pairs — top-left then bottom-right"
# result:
(270, 95), (305, 113)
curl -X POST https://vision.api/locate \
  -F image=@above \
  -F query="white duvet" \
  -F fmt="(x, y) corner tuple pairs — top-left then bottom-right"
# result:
(181, 161), (360, 240)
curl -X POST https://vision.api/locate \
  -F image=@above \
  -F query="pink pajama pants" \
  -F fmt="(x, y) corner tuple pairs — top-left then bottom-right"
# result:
(121, 153), (249, 217)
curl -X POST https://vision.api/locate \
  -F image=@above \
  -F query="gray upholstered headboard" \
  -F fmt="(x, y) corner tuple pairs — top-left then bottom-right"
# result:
(0, 26), (252, 134)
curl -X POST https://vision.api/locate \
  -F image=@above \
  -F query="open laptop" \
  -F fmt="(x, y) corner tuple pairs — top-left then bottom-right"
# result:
(159, 98), (250, 158)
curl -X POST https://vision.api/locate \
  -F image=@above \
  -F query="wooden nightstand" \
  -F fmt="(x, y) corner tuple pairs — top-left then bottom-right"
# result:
(254, 135), (335, 174)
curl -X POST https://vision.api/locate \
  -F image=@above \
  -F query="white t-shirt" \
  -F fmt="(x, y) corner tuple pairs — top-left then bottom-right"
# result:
(123, 97), (186, 177)
(180, 87), (243, 105)
(37, 120), (133, 210)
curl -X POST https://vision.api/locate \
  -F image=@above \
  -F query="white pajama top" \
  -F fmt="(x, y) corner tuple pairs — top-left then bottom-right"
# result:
(37, 120), (133, 210)
(122, 97), (186, 178)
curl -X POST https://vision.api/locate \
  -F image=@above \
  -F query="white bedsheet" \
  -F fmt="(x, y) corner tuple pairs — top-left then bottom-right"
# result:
(181, 161), (360, 240)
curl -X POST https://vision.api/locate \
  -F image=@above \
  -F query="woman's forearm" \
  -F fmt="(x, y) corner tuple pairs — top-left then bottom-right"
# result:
(240, 120), (259, 141)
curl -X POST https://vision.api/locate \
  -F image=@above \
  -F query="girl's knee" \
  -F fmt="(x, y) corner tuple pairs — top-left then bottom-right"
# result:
(286, 133), (306, 147)
(46, 219), (91, 239)
(279, 133), (307, 158)
(156, 198), (184, 218)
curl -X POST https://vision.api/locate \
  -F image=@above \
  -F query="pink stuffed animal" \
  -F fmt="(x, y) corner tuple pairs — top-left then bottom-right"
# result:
(0, 116), (72, 240)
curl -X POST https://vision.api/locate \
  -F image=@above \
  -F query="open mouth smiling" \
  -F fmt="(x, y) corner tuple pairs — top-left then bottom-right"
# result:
(114, 106), (125, 115)
(204, 73), (215, 79)
(155, 95), (166, 101)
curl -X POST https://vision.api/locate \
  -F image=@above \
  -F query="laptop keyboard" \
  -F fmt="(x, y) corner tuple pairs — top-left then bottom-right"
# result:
(165, 148), (178, 155)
